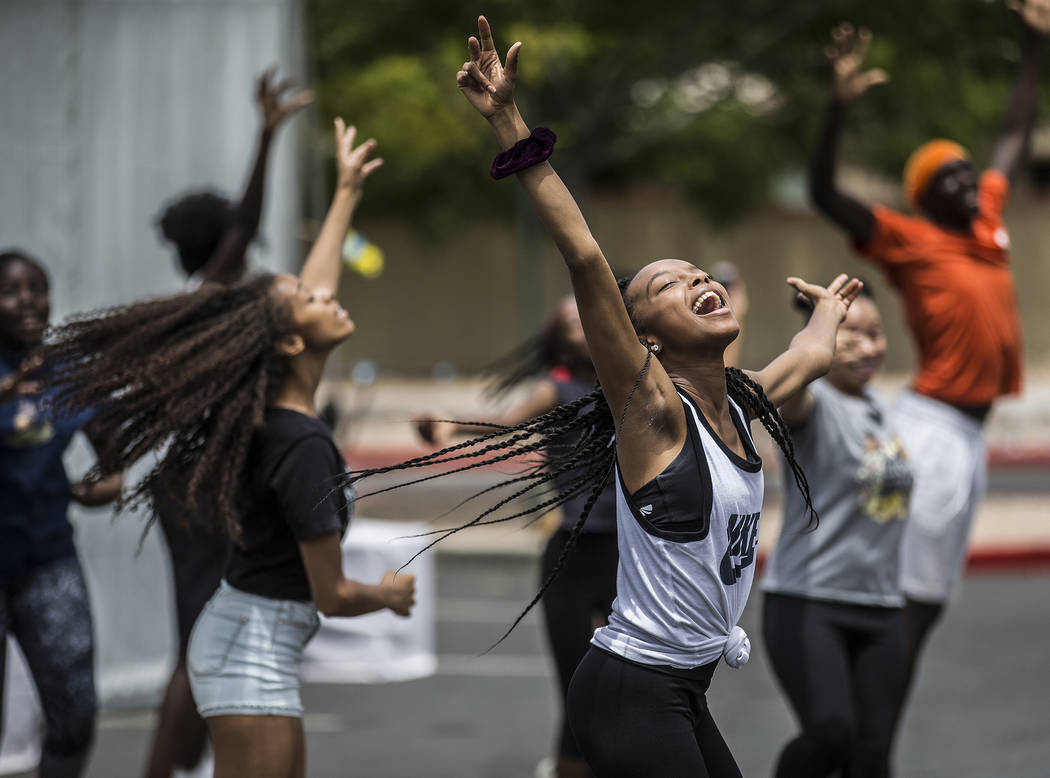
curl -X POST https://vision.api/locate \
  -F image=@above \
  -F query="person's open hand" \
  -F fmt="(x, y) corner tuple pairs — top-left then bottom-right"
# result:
(333, 118), (383, 204)
(256, 66), (313, 132)
(456, 16), (522, 120)
(1008, 0), (1050, 35)
(787, 273), (864, 322)
(826, 24), (888, 102)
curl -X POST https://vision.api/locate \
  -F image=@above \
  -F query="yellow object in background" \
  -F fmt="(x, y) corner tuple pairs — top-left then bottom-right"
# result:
(342, 230), (385, 278)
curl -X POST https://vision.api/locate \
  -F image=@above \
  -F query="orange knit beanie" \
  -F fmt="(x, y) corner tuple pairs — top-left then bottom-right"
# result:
(902, 140), (969, 208)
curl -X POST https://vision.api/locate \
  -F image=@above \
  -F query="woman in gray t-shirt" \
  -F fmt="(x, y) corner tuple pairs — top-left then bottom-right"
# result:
(763, 285), (913, 778)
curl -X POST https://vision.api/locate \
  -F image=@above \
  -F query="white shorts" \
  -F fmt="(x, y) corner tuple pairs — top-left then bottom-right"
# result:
(188, 581), (320, 718)
(893, 391), (987, 604)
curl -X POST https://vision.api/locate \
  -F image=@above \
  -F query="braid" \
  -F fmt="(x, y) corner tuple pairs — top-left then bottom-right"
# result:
(483, 471), (611, 653)
(345, 392), (602, 492)
(344, 347), (656, 648)
(724, 366), (817, 527)
(40, 274), (293, 538)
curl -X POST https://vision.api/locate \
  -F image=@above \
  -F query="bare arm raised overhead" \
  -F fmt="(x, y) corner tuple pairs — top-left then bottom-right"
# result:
(199, 68), (313, 285)
(808, 24), (887, 245)
(457, 16), (687, 484)
(298, 119), (383, 294)
(989, 0), (1050, 178)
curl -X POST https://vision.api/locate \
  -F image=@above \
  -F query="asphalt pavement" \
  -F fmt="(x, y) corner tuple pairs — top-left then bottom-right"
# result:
(79, 552), (1050, 778)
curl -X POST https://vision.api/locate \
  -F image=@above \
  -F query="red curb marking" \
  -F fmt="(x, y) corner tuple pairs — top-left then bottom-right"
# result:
(964, 547), (1050, 570)
(987, 449), (1050, 468)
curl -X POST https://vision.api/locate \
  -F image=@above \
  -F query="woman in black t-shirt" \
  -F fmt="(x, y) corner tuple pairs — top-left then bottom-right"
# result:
(147, 68), (312, 778)
(42, 118), (415, 778)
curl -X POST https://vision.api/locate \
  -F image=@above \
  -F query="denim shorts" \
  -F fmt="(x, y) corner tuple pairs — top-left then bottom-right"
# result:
(187, 580), (320, 718)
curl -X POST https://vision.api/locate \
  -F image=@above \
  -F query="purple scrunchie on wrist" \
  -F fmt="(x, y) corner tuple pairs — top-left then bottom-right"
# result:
(490, 127), (557, 180)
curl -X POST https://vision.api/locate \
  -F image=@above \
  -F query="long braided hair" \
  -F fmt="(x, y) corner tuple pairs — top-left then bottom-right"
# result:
(346, 278), (816, 647)
(41, 273), (293, 540)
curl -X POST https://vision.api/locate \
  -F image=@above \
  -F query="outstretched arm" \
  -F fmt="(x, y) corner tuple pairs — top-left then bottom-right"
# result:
(745, 274), (862, 410)
(299, 533), (416, 618)
(808, 24), (886, 245)
(200, 68), (313, 285)
(298, 119), (383, 294)
(456, 17), (685, 462)
(416, 379), (559, 447)
(70, 420), (124, 507)
(989, 1), (1050, 178)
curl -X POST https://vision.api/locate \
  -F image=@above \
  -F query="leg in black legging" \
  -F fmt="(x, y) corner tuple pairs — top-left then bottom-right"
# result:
(693, 695), (742, 778)
(567, 647), (740, 778)
(541, 531), (617, 776)
(764, 593), (855, 778)
(847, 609), (905, 778)
(894, 597), (943, 734)
(8, 556), (97, 778)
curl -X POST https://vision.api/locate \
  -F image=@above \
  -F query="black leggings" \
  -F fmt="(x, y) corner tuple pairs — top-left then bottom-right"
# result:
(0, 555), (97, 777)
(567, 646), (742, 778)
(540, 529), (618, 759)
(763, 592), (905, 778)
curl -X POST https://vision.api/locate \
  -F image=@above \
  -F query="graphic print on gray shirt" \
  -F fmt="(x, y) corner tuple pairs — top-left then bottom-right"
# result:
(762, 380), (913, 607)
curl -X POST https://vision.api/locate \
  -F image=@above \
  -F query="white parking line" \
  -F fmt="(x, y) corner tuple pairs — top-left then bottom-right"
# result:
(437, 597), (540, 624)
(99, 710), (346, 734)
(436, 654), (549, 678)
(98, 712), (156, 730)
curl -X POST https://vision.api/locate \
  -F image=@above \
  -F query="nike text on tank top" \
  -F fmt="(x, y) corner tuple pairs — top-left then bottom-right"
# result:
(591, 392), (764, 669)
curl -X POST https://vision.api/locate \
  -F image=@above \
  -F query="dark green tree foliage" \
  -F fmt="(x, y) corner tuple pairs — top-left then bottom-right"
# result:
(306, 0), (1047, 228)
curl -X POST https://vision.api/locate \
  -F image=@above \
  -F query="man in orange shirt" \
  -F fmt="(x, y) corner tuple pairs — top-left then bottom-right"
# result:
(807, 1), (1048, 726)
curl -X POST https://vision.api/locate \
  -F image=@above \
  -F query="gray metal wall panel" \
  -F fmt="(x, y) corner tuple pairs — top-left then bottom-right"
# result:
(0, 0), (305, 710)
(1, 0), (304, 320)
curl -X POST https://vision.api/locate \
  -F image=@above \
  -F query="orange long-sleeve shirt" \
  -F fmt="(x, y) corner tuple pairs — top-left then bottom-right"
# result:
(855, 170), (1022, 407)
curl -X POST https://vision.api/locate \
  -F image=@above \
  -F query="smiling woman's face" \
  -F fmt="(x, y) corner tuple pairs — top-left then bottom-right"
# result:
(623, 259), (739, 357)
(0, 258), (50, 351)
(269, 273), (355, 351)
(825, 296), (885, 395)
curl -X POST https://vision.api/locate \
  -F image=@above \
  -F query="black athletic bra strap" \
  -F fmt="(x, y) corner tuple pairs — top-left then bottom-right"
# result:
(615, 397), (714, 543)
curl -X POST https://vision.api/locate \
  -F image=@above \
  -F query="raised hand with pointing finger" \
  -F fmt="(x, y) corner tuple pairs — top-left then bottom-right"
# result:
(456, 16), (522, 120)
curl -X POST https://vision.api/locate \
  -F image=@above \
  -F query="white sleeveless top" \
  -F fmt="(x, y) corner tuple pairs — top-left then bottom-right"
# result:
(591, 392), (764, 669)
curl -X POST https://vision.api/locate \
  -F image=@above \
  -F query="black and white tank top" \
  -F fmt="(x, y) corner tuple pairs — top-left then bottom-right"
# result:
(591, 391), (764, 669)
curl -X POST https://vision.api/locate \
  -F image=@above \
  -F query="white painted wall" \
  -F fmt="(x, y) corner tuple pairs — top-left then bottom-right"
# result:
(0, 0), (306, 316)
(1, 0), (307, 771)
